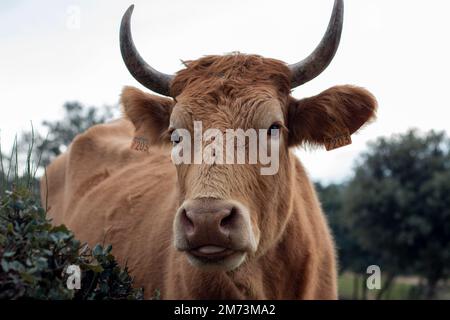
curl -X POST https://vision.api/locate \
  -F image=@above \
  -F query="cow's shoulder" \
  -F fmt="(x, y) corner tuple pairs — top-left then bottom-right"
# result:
(68, 119), (134, 161)
(65, 118), (171, 188)
(43, 118), (174, 223)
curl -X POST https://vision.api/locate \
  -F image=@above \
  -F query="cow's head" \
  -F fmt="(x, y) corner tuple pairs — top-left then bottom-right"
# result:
(120, 0), (376, 271)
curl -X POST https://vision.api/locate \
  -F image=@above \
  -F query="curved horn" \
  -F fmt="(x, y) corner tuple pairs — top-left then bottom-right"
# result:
(289, 0), (344, 88)
(120, 5), (174, 96)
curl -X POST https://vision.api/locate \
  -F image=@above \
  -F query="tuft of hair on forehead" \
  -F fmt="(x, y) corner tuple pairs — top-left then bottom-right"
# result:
(170, 53), (292, 100)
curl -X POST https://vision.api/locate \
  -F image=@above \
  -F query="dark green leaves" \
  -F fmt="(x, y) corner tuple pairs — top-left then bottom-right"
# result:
(0, 189), (143, 300)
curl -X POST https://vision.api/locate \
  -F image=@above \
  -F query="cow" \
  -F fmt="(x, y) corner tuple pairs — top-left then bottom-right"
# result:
(41, 0), (377, 299)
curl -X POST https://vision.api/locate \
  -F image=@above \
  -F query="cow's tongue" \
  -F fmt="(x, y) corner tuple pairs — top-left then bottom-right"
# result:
(196, 246), (226, 254)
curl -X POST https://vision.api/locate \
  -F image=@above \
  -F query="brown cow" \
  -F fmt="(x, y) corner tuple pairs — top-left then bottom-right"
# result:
(42, 0), (377, 299)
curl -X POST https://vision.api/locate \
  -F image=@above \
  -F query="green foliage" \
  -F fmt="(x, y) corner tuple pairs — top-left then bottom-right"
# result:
(316, 182), (374, 275)
(317, 129), (450, 299)
(1, 129), (41, 198)
(342, 129), (450, 298)
(0, 129), (143, 300)
(0, 188), (143, 300)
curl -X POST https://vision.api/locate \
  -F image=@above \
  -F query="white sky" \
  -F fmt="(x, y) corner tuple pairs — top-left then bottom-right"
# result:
(1, 0), (449, 183)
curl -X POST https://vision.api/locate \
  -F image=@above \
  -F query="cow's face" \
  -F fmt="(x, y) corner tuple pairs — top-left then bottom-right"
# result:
(167, 56), (292, 271)
(122, 55), (377, 271)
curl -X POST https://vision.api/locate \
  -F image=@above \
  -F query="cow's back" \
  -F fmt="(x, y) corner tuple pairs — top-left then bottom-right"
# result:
(41, 119), (178, 295)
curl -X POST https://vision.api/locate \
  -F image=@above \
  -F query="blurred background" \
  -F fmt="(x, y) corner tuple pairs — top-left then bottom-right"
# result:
(1, 0), (450, 299)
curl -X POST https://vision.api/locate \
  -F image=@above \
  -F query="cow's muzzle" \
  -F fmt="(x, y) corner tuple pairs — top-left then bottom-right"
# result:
(173, 198), (258, 271)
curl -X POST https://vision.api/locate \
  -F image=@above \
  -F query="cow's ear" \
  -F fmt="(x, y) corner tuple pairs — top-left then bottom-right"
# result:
(287, 85), (377, 150)
(121, 86), (174, 151)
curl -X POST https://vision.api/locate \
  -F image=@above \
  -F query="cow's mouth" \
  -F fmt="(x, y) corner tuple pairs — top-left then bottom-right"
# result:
(189, 246), (235, 260)
(186, 245), (247, 270)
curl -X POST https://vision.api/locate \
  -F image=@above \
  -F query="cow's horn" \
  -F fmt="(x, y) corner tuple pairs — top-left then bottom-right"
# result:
(289, 0), (344, 88)
(120, 5), (174, 96)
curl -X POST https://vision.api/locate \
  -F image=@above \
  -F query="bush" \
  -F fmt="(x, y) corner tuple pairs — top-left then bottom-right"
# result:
(0, 187), (144, 300)
(1, 119), (144, 300)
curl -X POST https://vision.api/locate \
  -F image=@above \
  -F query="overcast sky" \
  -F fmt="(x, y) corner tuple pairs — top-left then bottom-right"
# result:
(1, 0), (449, 183)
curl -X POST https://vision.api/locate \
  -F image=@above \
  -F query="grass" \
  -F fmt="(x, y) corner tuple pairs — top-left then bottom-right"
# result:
(0, 125), (43, 199)
(338, 273), (412, 300)
(338, 272), (450, 300)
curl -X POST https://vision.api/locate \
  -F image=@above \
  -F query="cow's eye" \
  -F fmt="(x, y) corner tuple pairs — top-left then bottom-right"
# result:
(171, 130), (182, 145)
(268, 123), (281, 136)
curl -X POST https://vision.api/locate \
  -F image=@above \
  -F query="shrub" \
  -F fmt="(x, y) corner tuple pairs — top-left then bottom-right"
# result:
(1, 127), (144, 299)
(0, 187), (143, 300)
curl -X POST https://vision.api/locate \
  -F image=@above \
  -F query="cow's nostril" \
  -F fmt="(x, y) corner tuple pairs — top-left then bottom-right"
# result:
(180, 209), (195, 234)
(220, 207), (238, 230)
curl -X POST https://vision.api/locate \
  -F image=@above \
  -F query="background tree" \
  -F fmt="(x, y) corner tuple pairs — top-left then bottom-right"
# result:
(342, 129), (450, 299)
(317, 182), (378, 299)
(1, 102), (115, 198)
(20, 102), (114, 169)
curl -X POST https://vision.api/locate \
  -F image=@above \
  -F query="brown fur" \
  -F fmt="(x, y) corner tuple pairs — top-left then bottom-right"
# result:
(42, 54), (377, 299)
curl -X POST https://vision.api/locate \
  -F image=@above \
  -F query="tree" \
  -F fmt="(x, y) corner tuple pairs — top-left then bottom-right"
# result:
(343, 129), (450, 299)
(20, 101), (113, 169)
(317, 182), (378, 299)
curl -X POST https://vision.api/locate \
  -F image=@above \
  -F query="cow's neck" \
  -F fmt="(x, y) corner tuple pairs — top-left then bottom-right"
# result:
(221, 155), (311, 299)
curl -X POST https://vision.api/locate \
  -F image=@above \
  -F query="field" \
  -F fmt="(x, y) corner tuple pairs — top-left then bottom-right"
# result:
(339, 273), (450, 300)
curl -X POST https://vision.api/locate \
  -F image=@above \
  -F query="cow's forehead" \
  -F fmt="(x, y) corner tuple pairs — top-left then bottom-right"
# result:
(170, 95), (284, 131)
(170, 54), (292, 99)
(168, 54), (290, 130)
